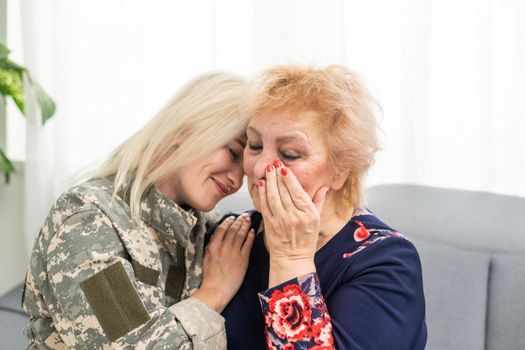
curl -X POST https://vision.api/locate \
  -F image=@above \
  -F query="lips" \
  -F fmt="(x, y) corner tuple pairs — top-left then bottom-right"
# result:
(212, 177), (229, 196)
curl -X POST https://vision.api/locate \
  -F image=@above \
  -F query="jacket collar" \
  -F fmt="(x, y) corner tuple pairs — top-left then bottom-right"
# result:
(140, 186), (198, 250)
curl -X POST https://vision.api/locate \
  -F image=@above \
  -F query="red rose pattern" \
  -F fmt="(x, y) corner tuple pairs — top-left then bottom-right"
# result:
(269, 285), (312, 340)
(260, 273), (334, 349)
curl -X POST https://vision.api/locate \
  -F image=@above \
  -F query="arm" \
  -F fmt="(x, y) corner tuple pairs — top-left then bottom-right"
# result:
(257, 161), (333, 349)
(44, 209), (251, 348)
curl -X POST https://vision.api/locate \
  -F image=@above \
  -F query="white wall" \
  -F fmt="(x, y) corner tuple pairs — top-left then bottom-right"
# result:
(0, 163), (28, 295)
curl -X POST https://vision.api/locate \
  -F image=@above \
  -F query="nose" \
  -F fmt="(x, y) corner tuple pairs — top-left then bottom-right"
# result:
(227, 162), (245, 192)
(252, 151), (275, 181)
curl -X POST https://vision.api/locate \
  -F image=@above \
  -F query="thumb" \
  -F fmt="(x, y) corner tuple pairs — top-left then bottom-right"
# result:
(312, 187), (329, 213)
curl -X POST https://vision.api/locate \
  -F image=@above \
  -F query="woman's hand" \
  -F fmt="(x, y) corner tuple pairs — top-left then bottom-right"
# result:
(259, 161), (329, 287)
(192, 215), (254, 313)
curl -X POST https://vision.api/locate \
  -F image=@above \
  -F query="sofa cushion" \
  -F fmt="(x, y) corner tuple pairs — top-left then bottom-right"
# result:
(414, 238), (490, 350)
(486, 254), (525, 350)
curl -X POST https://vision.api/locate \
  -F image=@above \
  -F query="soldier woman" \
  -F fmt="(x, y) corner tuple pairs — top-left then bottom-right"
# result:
(22, 72), (254, 348)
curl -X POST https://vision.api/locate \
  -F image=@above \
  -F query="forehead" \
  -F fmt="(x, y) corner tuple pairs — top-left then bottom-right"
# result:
(248, 110), (323, 139)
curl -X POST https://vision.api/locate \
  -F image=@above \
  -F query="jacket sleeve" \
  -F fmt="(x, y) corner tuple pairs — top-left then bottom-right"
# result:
(44, 209), (225, 349)
(258, 273), (335, 349)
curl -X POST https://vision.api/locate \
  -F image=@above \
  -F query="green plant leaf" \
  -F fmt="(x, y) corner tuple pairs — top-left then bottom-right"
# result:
(0, 147), (15, 184)
(0, 66), (25, 113)
(0, 56), (26, 72)
(0, 42), (9, 59)
(0, 43), (56, 185)
(31, 78), (56, 124)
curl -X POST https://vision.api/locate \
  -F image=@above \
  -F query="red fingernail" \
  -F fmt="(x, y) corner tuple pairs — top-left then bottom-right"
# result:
(273, 160), (281, 168)
(259, 180), (265, 187)
(281, 168), (288, 176)
(266, 164), (272, 172)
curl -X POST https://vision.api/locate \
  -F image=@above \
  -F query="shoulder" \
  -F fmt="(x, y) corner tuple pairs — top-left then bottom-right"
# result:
(50, 177), (115, 220)
(47, 206), (122, 258)
(342, 209), (423, 277)
(43, 179), (125, 256)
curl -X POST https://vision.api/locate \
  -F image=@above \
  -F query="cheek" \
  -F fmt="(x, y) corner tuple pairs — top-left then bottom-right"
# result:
(210, 149), (235, 172)
(233, 164), (245, 188)
(243, 151), (255, 177)
(288, 164), (325, 198)
(287, 165), (310, 190)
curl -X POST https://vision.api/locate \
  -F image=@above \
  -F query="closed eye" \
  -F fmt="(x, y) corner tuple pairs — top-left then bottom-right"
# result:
(228, 147), (242, 161)
(280, 151), (301, 160)
(248, 142), (262, 152)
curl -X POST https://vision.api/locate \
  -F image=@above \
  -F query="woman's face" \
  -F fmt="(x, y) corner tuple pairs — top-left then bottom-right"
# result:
(159, 138), (245, 212)
(244, 110), (338, 211)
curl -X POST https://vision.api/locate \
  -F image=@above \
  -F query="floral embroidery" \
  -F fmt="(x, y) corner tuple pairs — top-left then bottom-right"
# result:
(343, 235), (388, 259)
(343, 216), (407, 259)
(353, 219), (371, 241)
(259, 273), (334, 349)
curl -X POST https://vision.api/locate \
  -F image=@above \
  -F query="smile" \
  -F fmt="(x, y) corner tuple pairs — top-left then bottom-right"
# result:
(211, 177), (229, 196)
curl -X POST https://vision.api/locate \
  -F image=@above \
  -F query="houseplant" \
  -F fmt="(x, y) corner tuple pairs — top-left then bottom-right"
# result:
(0, 42), (55, 183)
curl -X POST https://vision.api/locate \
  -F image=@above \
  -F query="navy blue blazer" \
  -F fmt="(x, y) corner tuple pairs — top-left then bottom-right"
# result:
(221, 208), (427, 349)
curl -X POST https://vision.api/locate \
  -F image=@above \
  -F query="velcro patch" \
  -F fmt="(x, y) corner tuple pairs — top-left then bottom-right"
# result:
(165, 244), (186, 301)
(80, 261), (150, 341)
(131, 261), (160, 287)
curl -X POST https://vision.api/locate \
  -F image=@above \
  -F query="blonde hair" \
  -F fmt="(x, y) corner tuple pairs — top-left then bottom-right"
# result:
(247, 64), (381, 208)
(92, 72), (248, 221)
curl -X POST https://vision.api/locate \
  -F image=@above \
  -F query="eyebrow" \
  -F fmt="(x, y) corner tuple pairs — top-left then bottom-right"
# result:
(247, 126), (308, 145)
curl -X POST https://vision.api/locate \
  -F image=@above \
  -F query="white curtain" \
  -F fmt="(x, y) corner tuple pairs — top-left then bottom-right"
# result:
(17, 0), (525, 251)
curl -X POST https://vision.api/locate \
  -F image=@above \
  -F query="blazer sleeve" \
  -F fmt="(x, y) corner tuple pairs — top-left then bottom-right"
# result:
(41, 209), (225, 349)
(258, 273), (335, 349)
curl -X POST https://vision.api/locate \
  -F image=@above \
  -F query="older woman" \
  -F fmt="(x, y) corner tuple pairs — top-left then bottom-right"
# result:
(222, 65), (427, 349)
(23, 72), (254, 349)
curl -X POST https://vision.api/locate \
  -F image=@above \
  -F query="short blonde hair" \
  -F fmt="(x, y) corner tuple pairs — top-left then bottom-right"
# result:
(247, 64), (381, 208)
(93, 72), (248, 221)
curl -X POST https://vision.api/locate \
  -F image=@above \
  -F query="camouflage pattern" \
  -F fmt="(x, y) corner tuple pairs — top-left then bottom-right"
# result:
(22, 177), (225, 349)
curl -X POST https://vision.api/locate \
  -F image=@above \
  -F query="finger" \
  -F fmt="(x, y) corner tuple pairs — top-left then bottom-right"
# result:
(280, 167), (315, 211)
(265, 163), (285, 214)
(258, 178), (273, 218)
(210, 216), (235, 246)
(223, 215), (246, 245)
(241, 229), (255, 257)
(275, 163), (295, 210)
(233, 215), (252, 248)
(312, 186), (330, 214)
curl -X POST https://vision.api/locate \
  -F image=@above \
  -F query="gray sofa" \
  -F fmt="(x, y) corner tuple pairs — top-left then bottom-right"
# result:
(2, 184), (524, 349)
(0, 284), (28, 348)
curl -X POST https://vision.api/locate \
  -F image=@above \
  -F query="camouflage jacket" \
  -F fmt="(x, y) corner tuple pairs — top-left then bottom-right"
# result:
(22, 177), (225, 349)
